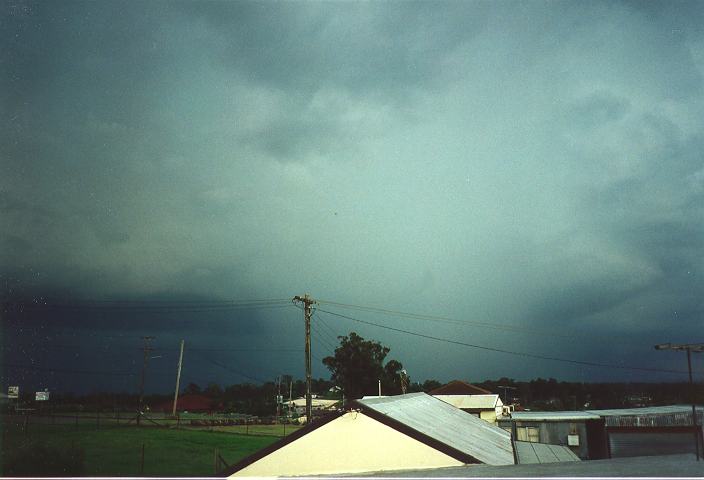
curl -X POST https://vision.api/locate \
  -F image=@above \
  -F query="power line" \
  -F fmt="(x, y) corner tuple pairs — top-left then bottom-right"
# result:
(2, 362), (172, 377)
(316, 299), (616, 343)
(192, 350), (268, 384)
(316, 308), (687, 375)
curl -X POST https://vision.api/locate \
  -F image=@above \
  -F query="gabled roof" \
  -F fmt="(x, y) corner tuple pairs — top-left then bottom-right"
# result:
(355, 392), (514, 466)
(429, 380), (492, 395)
(433, 394), (502, 410)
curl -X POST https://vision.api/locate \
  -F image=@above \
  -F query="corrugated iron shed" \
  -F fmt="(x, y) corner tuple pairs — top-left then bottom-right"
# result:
(514, 441), (580, 464)
(586, 405), (704, 427)
(356, 392), (514, 466)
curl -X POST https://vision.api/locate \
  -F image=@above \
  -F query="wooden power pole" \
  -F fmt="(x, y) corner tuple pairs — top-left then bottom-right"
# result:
(172, 339), (185, 417)
(293, 294), (315, 423)
(137, 336), (155, 425)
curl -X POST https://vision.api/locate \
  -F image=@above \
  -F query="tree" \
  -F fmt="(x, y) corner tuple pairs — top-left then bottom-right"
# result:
(323, 332), (404, 400)
(183, 383), (201, 395)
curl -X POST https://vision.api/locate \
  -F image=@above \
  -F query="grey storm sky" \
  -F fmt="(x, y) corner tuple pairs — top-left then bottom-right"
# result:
(1, 0), (704, 392)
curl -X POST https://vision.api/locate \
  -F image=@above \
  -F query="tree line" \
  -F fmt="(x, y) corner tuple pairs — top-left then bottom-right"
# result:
(8, 332), (700, 415)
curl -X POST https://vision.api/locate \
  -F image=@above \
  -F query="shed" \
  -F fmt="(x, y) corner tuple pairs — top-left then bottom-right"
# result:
(586, 405), (704, 458)
(497, 411), (603, 460)
(223, 392), (514, 477)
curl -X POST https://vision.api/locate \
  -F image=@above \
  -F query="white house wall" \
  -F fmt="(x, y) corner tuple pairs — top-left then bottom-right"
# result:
(229, 411), (464, 477)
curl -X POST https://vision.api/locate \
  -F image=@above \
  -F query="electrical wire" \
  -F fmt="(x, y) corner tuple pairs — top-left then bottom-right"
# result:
(316, 299), (601, 342)
(191, 350), (269, 384)
(315, 308), (687, 375)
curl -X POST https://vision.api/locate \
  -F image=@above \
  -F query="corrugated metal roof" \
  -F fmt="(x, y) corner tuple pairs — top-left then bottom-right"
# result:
(514, 441), (581, 464)
(505, 411), (600, 422)
(586, 405), (704, 428)
(433, 394), (501, 410)
(356, 392), (514, 466)
(586, 405), (703, 417)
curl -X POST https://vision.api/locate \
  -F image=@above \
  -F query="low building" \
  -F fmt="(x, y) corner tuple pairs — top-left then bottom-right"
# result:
(155, 394), (221, 414)
(433, 394), (504, 423)
(223, 392), (515, 477)
(287, 396), (340, 415)
(497, 411), (602, 460)
(498, 405), (704, 460)
(588, 405), (704, 458)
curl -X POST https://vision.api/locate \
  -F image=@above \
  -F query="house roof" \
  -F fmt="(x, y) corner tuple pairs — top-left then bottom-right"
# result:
(355, 392), (514, 466)
(350, 453), (699, 477)
(433, 394), (502, 410)
(504, 411), (601, 422)
(429, 380), (492, 395)
(221, 410), (345, 476)
(222, 392), (515, 476)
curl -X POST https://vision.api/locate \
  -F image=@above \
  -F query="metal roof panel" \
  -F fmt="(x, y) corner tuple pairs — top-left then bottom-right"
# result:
(357, 392), (514, 466)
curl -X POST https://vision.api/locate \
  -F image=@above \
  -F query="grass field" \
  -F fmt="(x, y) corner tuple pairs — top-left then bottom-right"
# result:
(2, 423), (289, 476)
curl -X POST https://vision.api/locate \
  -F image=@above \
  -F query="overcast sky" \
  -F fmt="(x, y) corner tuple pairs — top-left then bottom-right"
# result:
(2, 0), (703, 395)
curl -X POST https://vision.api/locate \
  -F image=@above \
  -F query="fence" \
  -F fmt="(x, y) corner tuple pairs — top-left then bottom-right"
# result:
(1, 412), (298, 437)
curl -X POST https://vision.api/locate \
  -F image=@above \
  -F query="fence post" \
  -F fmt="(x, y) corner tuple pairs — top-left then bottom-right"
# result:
(245, 418), (249, 435)
(140, 443), (145, 475)
(97, 410), (100, 429)
(283, 421), (286, 437)
(177, 415), (180, 429)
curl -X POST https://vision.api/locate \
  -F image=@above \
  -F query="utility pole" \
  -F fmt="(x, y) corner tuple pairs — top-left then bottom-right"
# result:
(293, 294), (315, 423)
(172, 339), (185, 417)
(276, 375), (281, 425)
(655, 342), (703, 461)
(137, 336), (155, 425)
(498, 385), (517, 406)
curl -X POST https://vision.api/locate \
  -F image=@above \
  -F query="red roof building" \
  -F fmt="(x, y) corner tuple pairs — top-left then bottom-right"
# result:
(156, 394), (221, 413)
(429, 380), (492, 395)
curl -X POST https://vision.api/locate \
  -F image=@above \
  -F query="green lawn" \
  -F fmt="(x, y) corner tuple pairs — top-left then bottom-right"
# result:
(2, 424), (281, 476)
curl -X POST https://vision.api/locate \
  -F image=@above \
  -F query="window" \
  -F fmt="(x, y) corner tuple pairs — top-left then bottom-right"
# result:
(516, 426), (540, 442)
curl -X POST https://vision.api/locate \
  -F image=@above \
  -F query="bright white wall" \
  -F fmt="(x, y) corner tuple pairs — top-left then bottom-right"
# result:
(230, 411), (465, 477)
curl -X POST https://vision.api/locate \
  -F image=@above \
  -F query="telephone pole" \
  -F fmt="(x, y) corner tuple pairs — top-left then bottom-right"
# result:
(137, 336), (155, 425)
(654, 342), (703, 461)
(172, 340), (185, 417)
(293, 294), (315, 423)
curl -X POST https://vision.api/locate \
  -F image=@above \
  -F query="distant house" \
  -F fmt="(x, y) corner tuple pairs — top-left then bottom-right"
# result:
(429, 380), (492, 396)
(429, 380), (504, 423)
(223, 392), (515, 477)
(433, 394), (504, 424)
(156, 394), (221, 414)
(287, 397), (340, 415)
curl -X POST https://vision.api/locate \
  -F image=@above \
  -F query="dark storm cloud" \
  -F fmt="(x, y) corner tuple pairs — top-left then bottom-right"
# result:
(2, 0), (703, 388)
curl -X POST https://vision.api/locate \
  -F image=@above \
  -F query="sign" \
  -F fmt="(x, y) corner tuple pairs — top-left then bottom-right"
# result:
(567, 434), (580, 446)
(276, 395), (283, 404)
(35, 391), (49, 401)
(8, 386), (19, 399)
